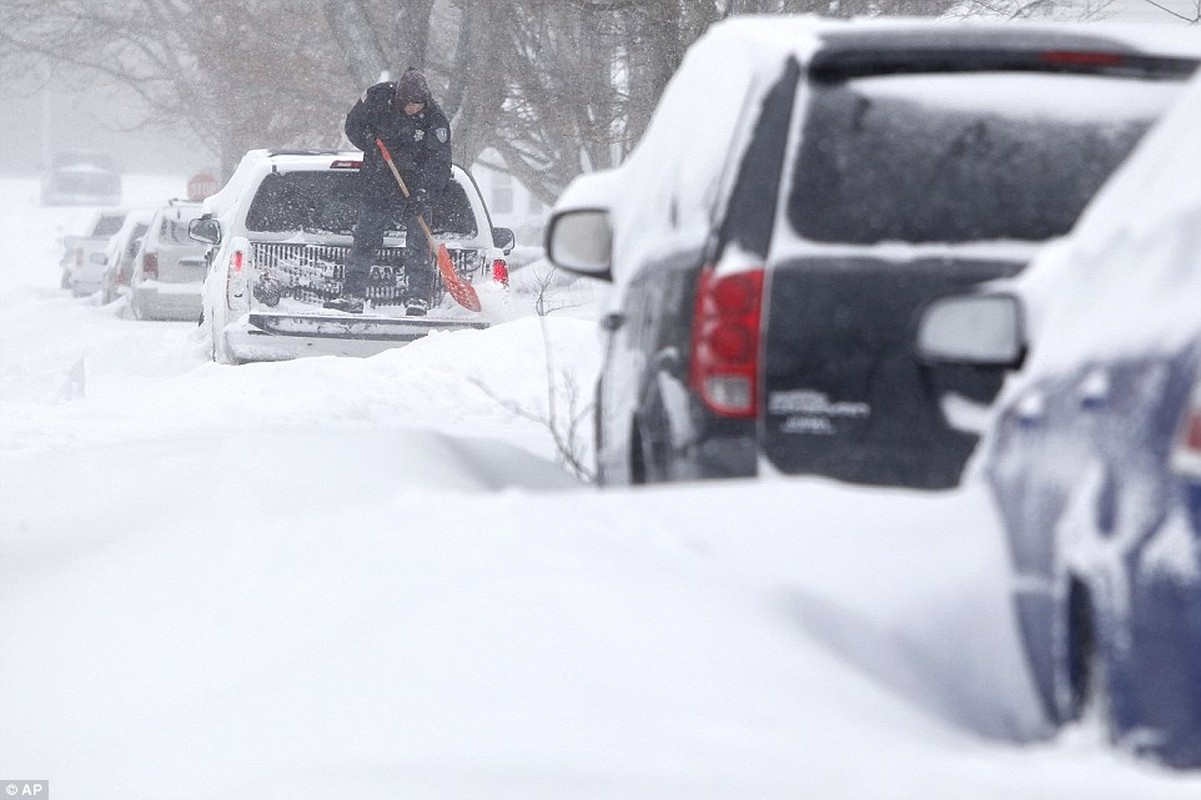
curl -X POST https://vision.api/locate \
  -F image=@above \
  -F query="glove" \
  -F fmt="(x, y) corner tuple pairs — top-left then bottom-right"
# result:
(411, 188), (431, 219)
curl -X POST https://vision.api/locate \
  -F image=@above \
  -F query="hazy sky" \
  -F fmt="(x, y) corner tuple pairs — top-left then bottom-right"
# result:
(0, 73), (216, 177)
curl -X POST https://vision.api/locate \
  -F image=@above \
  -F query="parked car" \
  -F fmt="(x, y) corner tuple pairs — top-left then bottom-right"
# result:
(545, 17), (1201, 489)
(190, 150), (514, 364)
(129, 199), (209, 321)
(99, 209), (155, 305)
(916, 70), (1201, 767)
(60, 209), (128, 296)
(41, 151), (122, 206)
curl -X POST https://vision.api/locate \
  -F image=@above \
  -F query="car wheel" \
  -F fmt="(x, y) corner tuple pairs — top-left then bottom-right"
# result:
(629, 423), (648, 486)
(1058, 576), (1116, 737)
(208, 311), (237, 365)
(1063, 578), (1096, 722)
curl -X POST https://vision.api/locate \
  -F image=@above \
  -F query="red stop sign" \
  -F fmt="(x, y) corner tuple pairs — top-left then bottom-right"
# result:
(187, 172), (220, 201)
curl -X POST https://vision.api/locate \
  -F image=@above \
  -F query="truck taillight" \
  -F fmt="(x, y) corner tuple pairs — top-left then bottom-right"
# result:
(492, 258), (509, 287)
(689, 266), (764, 419)
(226, 246), (249, 310)
(143, 251), (158, 279)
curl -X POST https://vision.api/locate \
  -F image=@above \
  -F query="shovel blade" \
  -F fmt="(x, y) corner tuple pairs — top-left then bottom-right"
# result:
(435, 243), (481, 312)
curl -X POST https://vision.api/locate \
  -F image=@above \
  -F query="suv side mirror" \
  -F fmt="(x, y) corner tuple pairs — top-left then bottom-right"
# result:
(544, 209), (612, 281)
(189, 217), (222, 245)
(916, 293), (1025, 367)
(492, 227), (515, 254)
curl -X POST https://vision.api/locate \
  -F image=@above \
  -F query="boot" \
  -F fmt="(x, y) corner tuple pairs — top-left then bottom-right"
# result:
(404, 296), (429, 317)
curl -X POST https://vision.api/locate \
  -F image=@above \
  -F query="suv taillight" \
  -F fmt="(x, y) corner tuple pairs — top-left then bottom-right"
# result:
(492, 258), (509, 287)
(142, 251), (158, 279)
(689, 265), (764, 419)
(1171, 384), (1201, 480)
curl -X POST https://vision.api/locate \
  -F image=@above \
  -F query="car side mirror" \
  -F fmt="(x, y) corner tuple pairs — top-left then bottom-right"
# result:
(545, 208), (612, 281)
(492, 227), (515, 254)
(916, 293), (1025, 367)
(189, 217), (222, 245)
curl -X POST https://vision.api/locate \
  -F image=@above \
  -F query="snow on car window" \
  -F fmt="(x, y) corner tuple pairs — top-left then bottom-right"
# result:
(789, 72), (1180, 245)
(245, 172), (477, 238)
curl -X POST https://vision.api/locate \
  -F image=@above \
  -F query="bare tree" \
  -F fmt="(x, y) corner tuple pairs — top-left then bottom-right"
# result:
(0, 0), (349, 176)
(1136, 0), (1200, 21)
(8, 0), (1073, 197)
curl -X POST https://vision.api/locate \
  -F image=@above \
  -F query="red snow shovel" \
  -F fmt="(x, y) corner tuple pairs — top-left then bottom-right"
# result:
(375, 137), (481, 312)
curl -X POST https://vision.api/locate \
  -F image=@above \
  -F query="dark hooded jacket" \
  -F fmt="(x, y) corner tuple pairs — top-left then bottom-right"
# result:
(344, 79), (452, 203)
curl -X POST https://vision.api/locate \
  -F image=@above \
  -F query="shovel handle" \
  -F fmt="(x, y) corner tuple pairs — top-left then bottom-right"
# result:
(374, 137), (437, 248)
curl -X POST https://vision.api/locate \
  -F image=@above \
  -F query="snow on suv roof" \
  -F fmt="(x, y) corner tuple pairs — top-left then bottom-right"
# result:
(694, 15), (1201, 62)
(556, 15), (1201, 278)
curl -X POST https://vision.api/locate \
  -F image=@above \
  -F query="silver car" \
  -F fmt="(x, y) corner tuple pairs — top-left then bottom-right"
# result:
(99, 209), (155, 305)
(130, 200), (208, 321)
(60, 209), (127, 295)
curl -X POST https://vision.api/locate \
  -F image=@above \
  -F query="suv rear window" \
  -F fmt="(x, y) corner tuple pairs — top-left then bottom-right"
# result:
(245, 171), (477, 237)
(789, 72), (1180, 244)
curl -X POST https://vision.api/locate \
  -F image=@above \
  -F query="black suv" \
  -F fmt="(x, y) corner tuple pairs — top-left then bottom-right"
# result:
(546, 17), (1201, 489)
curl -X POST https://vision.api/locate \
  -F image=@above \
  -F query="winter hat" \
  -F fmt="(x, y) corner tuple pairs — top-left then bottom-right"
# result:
(395, 68), (431, 105)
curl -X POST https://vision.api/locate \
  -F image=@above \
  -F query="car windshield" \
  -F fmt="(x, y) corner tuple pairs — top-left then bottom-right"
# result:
(125, 224), (150, 258)
(788, 72), (1181, 244)
(93, 216), (125, 237)
(244, 171), (478, 237)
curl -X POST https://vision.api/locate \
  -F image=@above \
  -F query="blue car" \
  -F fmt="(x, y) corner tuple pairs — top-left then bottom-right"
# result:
(917, 71), (1201, 766)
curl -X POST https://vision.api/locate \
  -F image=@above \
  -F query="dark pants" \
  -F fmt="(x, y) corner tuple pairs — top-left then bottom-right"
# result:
(344, 196), (433, 301)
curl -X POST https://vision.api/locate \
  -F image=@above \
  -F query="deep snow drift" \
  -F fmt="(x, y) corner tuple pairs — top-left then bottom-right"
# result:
(2, 176), (1200, 798)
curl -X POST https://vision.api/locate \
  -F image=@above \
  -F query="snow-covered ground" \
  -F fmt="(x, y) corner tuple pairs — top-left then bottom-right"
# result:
(2, 176), (1200, 798)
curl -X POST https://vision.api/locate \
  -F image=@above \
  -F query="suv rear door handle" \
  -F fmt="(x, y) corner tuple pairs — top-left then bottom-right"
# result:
(1079, 369), (1110, 411)
(601, 312), (626, 333)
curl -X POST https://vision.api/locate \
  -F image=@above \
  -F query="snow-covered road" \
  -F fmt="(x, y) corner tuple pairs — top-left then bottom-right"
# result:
(2, 176), (1199, 799)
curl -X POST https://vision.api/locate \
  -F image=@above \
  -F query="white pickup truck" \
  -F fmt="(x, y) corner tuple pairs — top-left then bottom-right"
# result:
(59, 210), (128, 296)
(191, 150), (514, 364)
